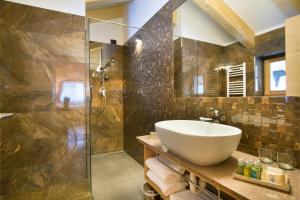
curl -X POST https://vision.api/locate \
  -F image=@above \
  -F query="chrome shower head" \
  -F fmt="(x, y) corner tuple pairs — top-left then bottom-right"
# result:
(101, 58), (116, 70)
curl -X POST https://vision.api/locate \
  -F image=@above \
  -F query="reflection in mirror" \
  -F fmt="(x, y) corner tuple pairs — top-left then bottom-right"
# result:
(263, 55), (286, 96)
(173, 0), (254, 97)
(59, 82), (85, 106)
(173, 0), (286, 97)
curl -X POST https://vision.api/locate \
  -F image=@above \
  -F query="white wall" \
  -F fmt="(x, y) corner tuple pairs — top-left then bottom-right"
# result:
(89, 18), (126, 45)
(124, 0), (168, 38)
(174, 0), (236, 46)
(5, 0), (85, 16)
(89, 0), (168, 44)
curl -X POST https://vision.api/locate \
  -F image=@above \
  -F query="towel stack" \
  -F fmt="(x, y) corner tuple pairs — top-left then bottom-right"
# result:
(145, 157), (187, 196)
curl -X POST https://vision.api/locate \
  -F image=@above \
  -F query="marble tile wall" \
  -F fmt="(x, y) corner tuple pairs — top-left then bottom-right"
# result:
(0, 1), (90, 198)
(123, 1), (174, 163)
(123, 0), (300, 168)
(89, 43), (124, 155)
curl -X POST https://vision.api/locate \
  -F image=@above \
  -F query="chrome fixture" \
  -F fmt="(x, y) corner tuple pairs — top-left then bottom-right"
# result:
(90, 56), (116, 114)
(0, 113), (14, 120)
(98, 58), (115, 71)
(199, 108), (220, 123)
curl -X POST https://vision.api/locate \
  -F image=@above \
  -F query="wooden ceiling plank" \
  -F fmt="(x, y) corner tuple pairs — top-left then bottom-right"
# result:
(194, 0), (255, 48)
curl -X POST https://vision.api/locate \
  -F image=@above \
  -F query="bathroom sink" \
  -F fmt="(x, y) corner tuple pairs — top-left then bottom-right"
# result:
(155, 120), (242, 165)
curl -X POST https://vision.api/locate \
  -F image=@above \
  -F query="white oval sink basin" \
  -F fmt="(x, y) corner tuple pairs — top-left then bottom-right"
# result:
(155, 120), (242, 165)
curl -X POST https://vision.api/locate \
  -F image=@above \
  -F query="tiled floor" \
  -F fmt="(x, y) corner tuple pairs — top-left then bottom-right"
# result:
(91, 152), (145, 200)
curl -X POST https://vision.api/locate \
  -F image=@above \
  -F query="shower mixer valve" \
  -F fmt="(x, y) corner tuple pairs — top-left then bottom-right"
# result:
(99, 87), (106, 96)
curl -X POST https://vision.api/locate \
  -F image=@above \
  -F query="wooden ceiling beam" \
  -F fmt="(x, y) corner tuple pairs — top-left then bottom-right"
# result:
(194, 0), (255, 48)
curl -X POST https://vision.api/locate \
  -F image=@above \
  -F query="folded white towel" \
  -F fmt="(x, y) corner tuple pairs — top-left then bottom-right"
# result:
(157, 156), (185, 175)
(170, 190), (212, 200)
(147, 170), (187, 196)
(145, 158), (183, 183)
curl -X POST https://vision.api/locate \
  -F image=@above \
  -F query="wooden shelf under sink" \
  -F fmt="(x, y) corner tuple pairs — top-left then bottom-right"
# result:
(138, 135), (300, 200)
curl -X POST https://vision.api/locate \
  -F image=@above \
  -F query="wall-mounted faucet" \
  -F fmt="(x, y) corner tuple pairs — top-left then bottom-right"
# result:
(199, 108), (220, 123)
(0, 113), (14, 120)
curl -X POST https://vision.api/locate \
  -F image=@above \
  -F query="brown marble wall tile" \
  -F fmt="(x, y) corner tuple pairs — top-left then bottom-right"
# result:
(47, 181), (92, 200)
(1, 28), (85, 63)
(255, 27), (285, 56)
(123, 0), (299, 169)
(0, 1), (88, 197)
(0, 55), (86, 113)
(1, 190), (49, 200)
(0, 86), (54, 113)
(1, 164), (52, 195)
(1, 181), (92, 200)
(124, 1), (173, 164)
(1, 114), (87, 195)
(174, 38), (183, 97)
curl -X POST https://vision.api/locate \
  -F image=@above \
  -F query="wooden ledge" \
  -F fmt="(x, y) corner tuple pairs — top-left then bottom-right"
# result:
(137, 135), (300, 200)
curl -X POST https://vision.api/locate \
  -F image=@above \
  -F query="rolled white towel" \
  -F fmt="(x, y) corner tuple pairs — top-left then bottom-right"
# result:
(145, 158), (183, 183)
(158, 156), (185, 175)
(147, 170), (187, 196)
(170, 190), (212, 200)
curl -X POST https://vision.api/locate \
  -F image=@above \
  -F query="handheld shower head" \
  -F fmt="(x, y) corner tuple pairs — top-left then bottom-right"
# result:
(100, 58), (116, 71)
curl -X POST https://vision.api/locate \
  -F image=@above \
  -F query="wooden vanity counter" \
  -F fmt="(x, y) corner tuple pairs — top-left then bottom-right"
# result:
(137, 135), (300, 200)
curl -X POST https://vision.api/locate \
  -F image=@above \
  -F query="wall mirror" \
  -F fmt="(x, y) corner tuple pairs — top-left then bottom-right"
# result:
(173, 0), (287, 97)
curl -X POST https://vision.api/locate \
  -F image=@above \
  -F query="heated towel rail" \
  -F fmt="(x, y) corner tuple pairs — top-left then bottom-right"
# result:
(226, 63), (246, 97)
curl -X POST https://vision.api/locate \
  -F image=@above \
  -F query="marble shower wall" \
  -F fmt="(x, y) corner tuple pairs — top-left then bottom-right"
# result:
(123, 1), (300, 167)
(90, 43), (124, 154)
(0, 1), (90, 197)
(123, 1), (174, 164)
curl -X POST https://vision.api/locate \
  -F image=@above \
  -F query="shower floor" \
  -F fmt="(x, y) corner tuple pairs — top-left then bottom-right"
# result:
(91, 152), (144, 200)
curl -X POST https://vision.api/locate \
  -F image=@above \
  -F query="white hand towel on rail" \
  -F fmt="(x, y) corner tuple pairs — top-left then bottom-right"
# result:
(145, 158), (183, 183)
(158, 156), (185, 175)
(170, 190), (212, 200)
(147, 170), (187, 196)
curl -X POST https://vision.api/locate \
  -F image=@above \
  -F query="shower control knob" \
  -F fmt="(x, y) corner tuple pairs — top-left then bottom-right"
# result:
(99, 87), (106, 96)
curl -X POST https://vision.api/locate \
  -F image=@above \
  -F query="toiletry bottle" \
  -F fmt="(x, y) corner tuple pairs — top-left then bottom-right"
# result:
(251, 160), (262, 179)
(261, 166), (267, 181)
(238, 157), (245, 175)
(244, 160), (253, 177)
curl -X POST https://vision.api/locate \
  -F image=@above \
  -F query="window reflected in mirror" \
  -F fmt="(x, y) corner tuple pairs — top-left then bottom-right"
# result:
(264, 56), (286, 96)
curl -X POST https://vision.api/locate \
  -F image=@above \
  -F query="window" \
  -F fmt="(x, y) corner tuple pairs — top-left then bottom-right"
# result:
(194, 75), (204, 95)
(264, 56), (286, 96)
